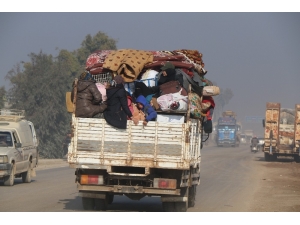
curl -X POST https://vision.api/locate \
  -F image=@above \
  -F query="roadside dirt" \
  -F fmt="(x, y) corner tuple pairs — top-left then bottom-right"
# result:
(36, 158), (68, 170)
(249, 157), (300, 212)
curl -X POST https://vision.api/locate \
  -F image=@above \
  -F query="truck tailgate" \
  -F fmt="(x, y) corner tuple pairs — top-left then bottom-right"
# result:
(68, 117), (201, 169)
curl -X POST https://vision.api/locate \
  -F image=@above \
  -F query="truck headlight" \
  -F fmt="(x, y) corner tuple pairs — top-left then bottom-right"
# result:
(0, 155), (8, 163)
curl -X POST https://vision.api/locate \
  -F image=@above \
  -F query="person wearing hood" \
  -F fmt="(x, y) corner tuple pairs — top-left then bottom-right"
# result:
(157, 61), (183, 87)
(136, 95), (157, 126)
(71, 72), (107, 118)
(104, 75), (136, 129)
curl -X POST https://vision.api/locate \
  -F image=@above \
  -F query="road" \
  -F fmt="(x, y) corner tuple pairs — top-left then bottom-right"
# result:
(0, 144), (300, 212)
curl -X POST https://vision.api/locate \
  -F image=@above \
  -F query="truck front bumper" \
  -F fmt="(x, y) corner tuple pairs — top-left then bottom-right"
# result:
(0, 163), (11, 177)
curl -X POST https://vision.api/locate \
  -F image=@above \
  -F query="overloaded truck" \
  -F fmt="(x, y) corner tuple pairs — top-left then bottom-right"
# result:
(215, 111), (240, 147)
(67, 49), (216, 212)
(263, 102), (300, 162)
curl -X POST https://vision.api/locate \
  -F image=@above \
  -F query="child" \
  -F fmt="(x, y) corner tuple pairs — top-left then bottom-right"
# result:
(136, 95), (157, 126)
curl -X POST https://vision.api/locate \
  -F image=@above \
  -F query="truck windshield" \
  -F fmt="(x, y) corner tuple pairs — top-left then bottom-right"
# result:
(0, 132), (13, 147)
(218, 125), (235, 130)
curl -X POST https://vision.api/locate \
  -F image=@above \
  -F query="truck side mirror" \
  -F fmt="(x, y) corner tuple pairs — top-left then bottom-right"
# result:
(262, 119), (265, 128)
(15, 143), (22, 148)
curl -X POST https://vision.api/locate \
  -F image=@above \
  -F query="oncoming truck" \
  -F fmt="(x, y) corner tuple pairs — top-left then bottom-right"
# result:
(263, 102), (300, 162)
(67, 49), (207, 212)
(216, 111), (240, 147)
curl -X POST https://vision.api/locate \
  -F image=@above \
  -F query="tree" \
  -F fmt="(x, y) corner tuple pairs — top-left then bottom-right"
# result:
(212, 87), (233, 122)
(76, 31), (118, 65)
(0, 86), (6, 109)
(5, 31), (118, 158)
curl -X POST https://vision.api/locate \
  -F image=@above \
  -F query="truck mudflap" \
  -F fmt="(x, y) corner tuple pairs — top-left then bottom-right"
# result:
(77, 184), (180, 196)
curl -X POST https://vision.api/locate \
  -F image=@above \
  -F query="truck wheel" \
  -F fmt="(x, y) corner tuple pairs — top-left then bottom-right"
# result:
(174, 202), (188, 212)
(269, 154), (277, 161)
(188, 185), (196, 208)
(95, 198), (107, 211)
(162, 202), (175, 212)
(264, 153), (270, 161)
(4, 163), (15, 186)
(174, 187), (188, 211)
(82, 197), (95, 210)
(294, 155), (300, 163)
(22, 162), (32, 183)
(108, 194), (114, 204)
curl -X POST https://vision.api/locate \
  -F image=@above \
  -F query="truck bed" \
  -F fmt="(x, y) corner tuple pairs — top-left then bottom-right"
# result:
(68, 116), (201, 170)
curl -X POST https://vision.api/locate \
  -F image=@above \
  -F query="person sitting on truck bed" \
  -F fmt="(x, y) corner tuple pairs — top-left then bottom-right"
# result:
(136, 95), (157, 126)
(104, 75), (137, 129)
(157, 62), (184, 87)
(71, 72), (107, 118)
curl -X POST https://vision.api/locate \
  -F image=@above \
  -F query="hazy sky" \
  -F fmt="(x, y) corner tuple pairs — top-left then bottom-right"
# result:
(0, 11), (299, 135)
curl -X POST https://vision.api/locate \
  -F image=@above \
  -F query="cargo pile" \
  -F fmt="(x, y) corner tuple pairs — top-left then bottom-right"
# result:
(82, 48), (220, 121)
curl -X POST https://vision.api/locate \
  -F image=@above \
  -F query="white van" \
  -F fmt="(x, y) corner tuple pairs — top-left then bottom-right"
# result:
(0, 109), (38, 186)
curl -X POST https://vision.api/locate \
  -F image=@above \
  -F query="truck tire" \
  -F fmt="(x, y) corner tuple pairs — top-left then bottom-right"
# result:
(4, 163), (15, 186)
(82, 197), (95, 210)
(162, 202), (175, 212)
(269, 154), (277, 161)
(264, 153), (270, 161)
(174, 187), (188, 212)
(108, 194), (114, 204)
(174, 202), (188, 212)
(22, 162), (32, 183)
(188, 185), (196, 208)
(95, 198), (107, 211)
(294, 155), (300, 163)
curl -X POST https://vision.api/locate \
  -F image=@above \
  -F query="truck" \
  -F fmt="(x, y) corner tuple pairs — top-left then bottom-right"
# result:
(262, 102), (300, 162)
(67, 49), (205, 212)
(0, 109), (38, 186)
(215, 111), (240, 147)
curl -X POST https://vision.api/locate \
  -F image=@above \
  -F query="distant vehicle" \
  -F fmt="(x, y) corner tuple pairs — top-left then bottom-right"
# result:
(257, 137), (265, 151)
(262, 102), (300, 162)
(215, 111), (240, 147)
(240, 134), (247, 144)
(244, 130), (253, 143)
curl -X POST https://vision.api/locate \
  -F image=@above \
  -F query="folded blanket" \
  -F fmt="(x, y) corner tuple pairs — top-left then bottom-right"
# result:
(102, 49), (153, 82)
(86, 50), (115, 68)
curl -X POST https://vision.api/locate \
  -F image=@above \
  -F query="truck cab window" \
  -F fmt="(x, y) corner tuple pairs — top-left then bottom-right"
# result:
(0, 132), (13, 147)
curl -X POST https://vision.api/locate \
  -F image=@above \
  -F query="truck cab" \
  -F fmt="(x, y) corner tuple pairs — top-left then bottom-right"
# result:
(216, 116), (239, 147)
(0, 109), (38, 186)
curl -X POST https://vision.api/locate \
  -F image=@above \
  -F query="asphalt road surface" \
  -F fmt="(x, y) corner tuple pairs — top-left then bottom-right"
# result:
(1, 144), (299, 212)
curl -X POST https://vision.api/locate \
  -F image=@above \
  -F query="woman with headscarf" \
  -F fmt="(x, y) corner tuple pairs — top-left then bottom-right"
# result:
(104, 75), (136, 129)
(71, 71), (107, 118)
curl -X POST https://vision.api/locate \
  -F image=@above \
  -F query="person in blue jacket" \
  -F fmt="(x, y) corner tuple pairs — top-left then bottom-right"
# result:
(136, 95), (157, 126)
